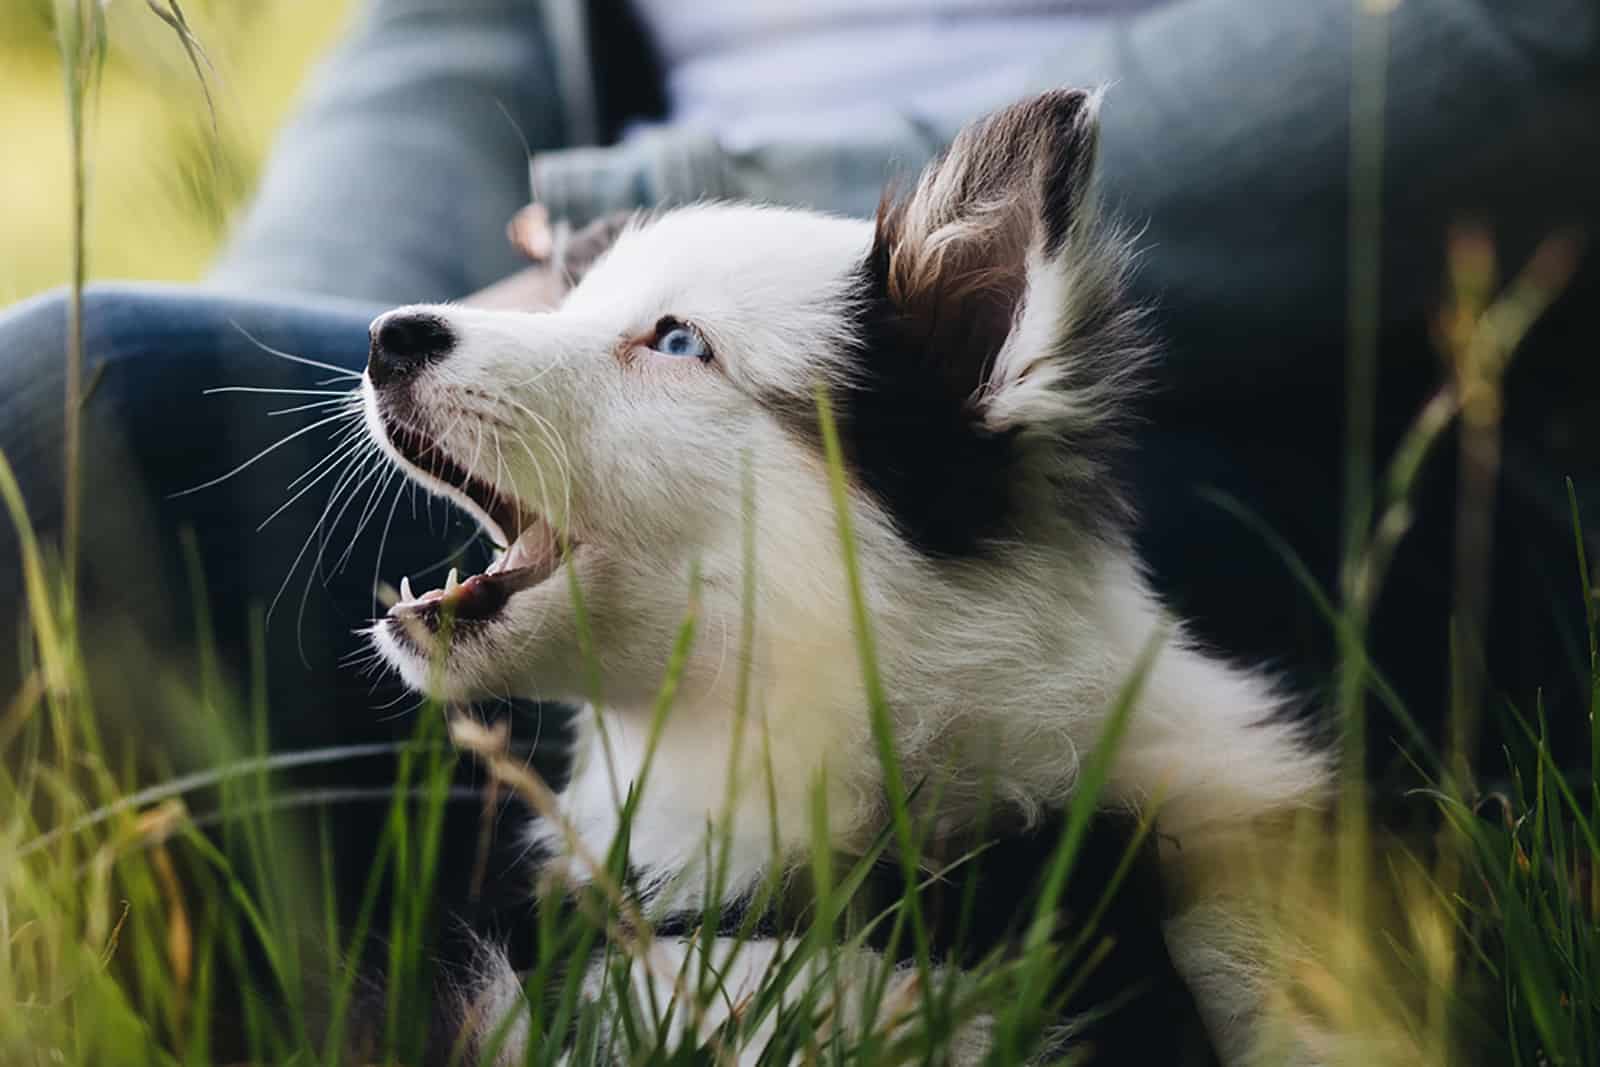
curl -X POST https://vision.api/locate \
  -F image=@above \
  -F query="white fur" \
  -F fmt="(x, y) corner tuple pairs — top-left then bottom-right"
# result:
(357, 110), (1332, 1064)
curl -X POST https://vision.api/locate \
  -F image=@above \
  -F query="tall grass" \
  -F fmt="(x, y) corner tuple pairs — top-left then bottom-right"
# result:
(2, 2), (1597, 1065)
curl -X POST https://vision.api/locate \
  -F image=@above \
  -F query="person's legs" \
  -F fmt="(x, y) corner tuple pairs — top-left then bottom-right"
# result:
(0, 283), (495, 760)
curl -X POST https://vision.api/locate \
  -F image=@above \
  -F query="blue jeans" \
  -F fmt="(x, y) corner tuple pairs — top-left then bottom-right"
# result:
(0, 284), (485, 758)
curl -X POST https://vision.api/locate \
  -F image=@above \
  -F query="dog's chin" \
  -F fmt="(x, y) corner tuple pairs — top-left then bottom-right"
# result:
(370, 618), (478, 702)
(372, 593), (547, 704)
(371, 540), (587, 704)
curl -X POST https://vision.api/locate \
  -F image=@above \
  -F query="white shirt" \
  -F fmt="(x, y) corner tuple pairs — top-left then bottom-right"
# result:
(629, 0), (1163, 150)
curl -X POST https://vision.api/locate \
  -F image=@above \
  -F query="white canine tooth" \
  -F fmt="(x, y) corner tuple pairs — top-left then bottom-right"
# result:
(400, 576), (414, 603)
(446, 567), (460, 593)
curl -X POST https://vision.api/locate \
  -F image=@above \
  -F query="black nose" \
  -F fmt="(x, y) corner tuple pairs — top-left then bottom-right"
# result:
(367, 312), (454, 387)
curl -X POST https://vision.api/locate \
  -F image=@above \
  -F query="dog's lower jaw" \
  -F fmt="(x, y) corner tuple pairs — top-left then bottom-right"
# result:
(369, 547), (615, 705)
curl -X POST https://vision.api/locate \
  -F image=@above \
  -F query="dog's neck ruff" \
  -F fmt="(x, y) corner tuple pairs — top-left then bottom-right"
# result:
(534, 545), (1329, 924)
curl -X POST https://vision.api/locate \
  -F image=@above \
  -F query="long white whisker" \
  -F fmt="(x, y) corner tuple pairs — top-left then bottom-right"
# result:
(257, 431), (372, 533)
(347, 461), (399, 551)
(372, 685), (420, 713)
(204, 386), (354, 398)
(399, 409), (471, 544)
(170, 412), (353, 498)
(293, 455), (385, 660)
(510, 343), (569, 390)
(316, 462), (385, 582)
(465, 419), (490, 496)
(339, 642), (383, 667)
(377, 697), (429, 724)
(317, 452), (384, 561)
(528, 418), (572, 528)
(269, 396), (360, 417)
(285, 421), (369, 493)
(230, 320), (364, 380)
(337, 464), (404, 573)
(502, 394), (571, 476)
(267, 445), (378, 631)
(370, 471), (408, 614)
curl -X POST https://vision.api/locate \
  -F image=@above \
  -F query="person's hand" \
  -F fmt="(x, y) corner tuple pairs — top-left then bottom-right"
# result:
(462, 204), (633, 311)
(461, 203), (567, 310)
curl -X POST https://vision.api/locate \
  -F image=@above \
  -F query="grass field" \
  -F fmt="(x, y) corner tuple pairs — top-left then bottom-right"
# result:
(2, 3), (1597, 1065)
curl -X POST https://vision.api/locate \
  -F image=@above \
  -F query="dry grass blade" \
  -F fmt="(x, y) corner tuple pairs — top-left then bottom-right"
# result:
(144, 0), (220, 140)
(150, 844), (193, 1001)
(1436, 226), (1582, 786)
(87, 798), (189, 949)
(446, 716), (654, 956)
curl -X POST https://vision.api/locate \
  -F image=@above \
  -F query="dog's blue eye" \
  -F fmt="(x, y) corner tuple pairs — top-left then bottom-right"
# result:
(651, 318), (712, 362)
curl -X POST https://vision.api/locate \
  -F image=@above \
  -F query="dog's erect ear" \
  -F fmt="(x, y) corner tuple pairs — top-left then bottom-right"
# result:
(869, 88), (1142, 437)
(507, 204), (634, 289)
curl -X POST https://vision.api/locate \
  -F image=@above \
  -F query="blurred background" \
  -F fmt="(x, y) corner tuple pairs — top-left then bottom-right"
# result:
(0, 0), (345, 301)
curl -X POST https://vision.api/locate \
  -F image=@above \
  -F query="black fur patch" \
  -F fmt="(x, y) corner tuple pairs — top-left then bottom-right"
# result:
(823, 254), (1023, 559)
(1033, 91), (1100, 259)
(769, 257), (1140, 560)
(764, 88), (1142, 559)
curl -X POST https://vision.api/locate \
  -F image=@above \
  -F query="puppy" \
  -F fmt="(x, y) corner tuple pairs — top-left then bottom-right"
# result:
(358, 89), (1332, 1065)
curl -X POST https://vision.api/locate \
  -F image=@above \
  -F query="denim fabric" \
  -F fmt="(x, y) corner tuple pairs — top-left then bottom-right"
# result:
(0, 285), (487, 756)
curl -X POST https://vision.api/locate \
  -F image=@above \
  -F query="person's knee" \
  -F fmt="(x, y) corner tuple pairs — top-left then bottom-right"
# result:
(1, 282), (171, 380)
(0, 287), (76, 461)
(1, 283), (226, 427)
(0, 282), (196, 508)
(0, 285), (72, 378)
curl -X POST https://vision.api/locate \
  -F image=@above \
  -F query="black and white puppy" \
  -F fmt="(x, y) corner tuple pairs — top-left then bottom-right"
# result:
(358, 90), (1332, 1065)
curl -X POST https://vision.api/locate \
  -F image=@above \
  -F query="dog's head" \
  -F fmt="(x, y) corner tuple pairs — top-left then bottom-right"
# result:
(361, 90), (1143, 708)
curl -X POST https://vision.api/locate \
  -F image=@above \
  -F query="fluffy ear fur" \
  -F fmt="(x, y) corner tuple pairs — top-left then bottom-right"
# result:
(857, 88), (1147, 548)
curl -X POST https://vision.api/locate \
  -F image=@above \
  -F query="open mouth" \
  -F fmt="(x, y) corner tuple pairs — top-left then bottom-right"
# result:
(381, 416), (575, 628)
